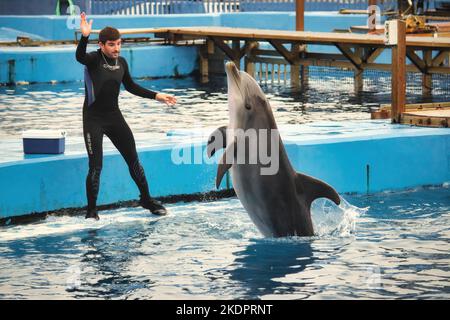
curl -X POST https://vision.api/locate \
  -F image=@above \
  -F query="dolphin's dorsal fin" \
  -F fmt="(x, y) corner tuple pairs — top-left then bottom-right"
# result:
(207, 126), (227, 158)
(216, 138), (236, 189)
(295, 173), (341, 208)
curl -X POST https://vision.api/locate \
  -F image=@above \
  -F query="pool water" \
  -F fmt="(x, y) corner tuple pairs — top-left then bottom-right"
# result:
(0, 69), (449, 299)
(0, 186), (448, 299)
(1, 70), (449, 139)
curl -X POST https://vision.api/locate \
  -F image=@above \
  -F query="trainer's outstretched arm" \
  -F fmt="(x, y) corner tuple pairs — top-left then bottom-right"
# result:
(122, 58), (177, 106)
(122, 59), (158, 99)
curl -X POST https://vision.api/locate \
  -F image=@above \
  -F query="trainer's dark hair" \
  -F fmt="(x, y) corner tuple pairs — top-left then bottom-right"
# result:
(99, 26), (121, 44)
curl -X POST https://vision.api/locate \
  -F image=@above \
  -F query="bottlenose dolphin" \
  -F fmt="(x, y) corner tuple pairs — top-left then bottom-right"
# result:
(207, 61), (340, 237)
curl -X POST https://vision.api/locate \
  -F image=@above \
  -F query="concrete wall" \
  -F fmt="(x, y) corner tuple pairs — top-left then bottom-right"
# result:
(220, 11), (368, 31)
(0, 45), (198, 84)
(1, 130), (449, 219)
(0, 142), (221, 218)
(0, 14), (221, 40)
(286, 133), (450, 194)
(0, 12), (367, 40)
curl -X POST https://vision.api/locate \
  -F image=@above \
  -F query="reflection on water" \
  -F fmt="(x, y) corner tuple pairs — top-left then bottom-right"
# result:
(74, 229), (154, 299)
(0, 187), (448, 299)
(224, 239), (315, 299)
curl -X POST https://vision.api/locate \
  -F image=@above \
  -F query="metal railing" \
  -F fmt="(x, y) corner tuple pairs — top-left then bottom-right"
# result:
(82, 0), (398, 15)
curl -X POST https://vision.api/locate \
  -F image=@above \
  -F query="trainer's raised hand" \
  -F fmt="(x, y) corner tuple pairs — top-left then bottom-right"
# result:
(80, 12), (93, 37)
(156, 93), (177, 106)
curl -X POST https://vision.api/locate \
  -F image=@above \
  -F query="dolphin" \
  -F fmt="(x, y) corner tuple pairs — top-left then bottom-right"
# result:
(207, 61), (340, 237)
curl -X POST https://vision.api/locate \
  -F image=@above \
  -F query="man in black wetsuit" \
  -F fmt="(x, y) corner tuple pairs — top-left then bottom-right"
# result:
(76, 13), (177, 220)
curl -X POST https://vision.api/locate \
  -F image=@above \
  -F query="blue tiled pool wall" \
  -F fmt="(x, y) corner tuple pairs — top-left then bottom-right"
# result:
(1, 131), (449, 219)
(0, 12), (395, 85)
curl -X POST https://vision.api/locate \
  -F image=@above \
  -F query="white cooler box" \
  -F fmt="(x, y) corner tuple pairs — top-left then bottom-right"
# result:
(22, 130), (66, 154)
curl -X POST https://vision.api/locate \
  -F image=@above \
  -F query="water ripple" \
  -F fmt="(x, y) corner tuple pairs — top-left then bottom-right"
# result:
(0, 187), (448, 299)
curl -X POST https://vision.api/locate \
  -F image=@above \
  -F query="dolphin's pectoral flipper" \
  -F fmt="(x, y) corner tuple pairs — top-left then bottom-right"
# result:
(216, 138), (237, 189)
(207, 126), (227, 158)
(296, 173), (341, 208)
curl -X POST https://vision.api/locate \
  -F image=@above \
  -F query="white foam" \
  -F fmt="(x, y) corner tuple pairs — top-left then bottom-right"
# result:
(311, 196), (368, 237)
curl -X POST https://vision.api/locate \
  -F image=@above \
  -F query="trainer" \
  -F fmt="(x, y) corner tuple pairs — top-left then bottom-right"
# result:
(76, 12), (176, 220)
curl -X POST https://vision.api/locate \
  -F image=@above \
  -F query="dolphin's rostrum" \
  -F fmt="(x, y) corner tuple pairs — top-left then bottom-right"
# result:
(207, 61), (340, 237)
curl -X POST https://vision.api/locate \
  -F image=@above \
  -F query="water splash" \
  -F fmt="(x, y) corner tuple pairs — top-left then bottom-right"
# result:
(311, 196), (368, 237)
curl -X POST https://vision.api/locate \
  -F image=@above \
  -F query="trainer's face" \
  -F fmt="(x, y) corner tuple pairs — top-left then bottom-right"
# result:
(99, 39), (121, 59)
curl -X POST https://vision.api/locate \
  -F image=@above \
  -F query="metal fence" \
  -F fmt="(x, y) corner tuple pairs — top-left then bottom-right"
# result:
(81, 0), (398, 15)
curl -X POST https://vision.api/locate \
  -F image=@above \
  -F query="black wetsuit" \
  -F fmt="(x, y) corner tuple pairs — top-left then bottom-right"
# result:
(76, 35), (157, 211)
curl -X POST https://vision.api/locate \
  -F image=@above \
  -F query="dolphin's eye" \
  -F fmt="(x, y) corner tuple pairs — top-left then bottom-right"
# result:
(244, 102), (251, 110)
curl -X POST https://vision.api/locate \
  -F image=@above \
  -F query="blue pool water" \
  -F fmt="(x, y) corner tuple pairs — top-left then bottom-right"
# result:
(1, 70), (450, 139)
(1, 69), (449, 299)
(0, 186), (448, 299)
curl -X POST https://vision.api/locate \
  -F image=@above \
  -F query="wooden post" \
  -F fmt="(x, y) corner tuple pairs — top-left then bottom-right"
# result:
(245, 57), (255, 78)
(232, 40), (240, 69)
(199, 40), (214, 84)
(391, 20), (406, 123)
(296, 0), (304, 31)
(199, 48), (209, 83)
(245, 41), (257, 78)
(354, 47), (363, 93)
(291, 43), (300, 89)
(291, 64), (300, 88)
(296, 1), (306, 88)
(422, 50), (432, 97)
(355, 69), (364, 93)
(300, 45), (309, 88)
(207, 39), (214, 55)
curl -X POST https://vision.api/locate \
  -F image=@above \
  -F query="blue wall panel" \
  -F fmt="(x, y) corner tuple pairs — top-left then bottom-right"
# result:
(0, 45), (198, 84)
(1, 131), (449, 219)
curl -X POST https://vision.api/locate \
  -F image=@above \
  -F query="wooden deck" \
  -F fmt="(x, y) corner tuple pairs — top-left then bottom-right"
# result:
(402, 109), (450, 127)
(92, 26), (450, 78)
(85, 26), (450, 127)
(89, 26), (450, 48)
(372, 102), (450, 127)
